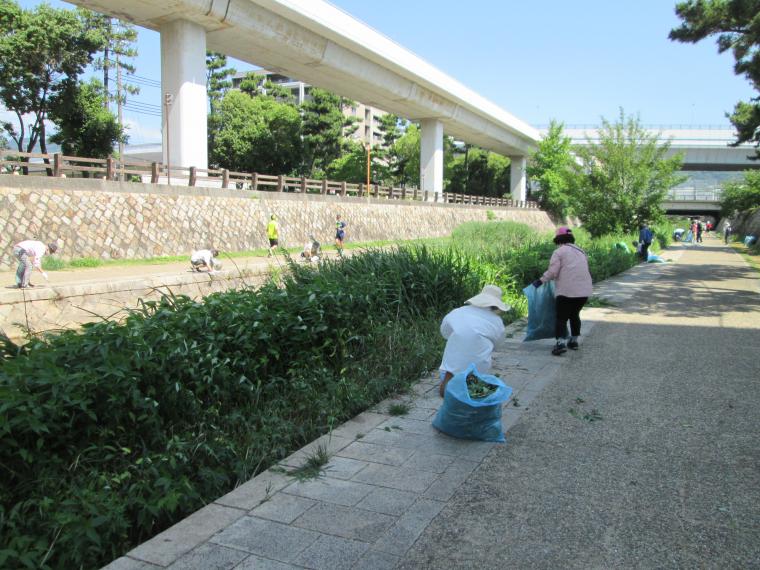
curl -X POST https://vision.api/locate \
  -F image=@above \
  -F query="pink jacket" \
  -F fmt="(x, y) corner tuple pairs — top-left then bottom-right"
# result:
(541, 244), (593, 298)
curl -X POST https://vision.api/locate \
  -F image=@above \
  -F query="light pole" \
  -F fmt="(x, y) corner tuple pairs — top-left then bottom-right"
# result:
(164, 92), (173, 183)
(365, 142), (371, 193)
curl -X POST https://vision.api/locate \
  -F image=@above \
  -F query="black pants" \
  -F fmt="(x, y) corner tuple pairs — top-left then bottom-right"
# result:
(640, 242), (650, 262)
(556, 296), (588, 339)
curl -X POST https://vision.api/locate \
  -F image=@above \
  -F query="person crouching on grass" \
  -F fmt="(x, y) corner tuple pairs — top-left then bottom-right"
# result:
(190, 248), (221, 273)
(438, 285), (507, 397)
(532, 227), (593, 356)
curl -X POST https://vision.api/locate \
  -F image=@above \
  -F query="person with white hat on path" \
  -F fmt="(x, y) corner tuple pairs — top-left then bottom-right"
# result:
(438, 284), (508, 397)
(12, 240), (57, 288)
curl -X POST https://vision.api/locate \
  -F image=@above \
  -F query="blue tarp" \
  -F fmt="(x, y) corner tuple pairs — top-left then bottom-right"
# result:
(432, 364), (512, 442)
(744, 235), (758, 246)
(523, 281), (566, 341)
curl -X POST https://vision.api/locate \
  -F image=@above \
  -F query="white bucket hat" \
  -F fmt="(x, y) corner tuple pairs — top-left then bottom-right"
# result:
(465, 285), (510, 312)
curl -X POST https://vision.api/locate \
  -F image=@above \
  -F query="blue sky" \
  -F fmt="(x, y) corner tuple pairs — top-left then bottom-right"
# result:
(11, 0), (758, 144)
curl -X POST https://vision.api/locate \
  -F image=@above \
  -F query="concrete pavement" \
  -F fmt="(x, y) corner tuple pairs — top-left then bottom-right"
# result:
(104, 235), (760, 569)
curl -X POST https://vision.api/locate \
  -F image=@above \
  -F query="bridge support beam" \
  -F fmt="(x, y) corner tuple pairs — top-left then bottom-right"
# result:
(509, 155), (527, 202)
(161, 19), (208, 170)
(420, 119), (444, 200)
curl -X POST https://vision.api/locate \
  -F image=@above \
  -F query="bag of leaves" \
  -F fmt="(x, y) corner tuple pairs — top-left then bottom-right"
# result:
(432, 363), (512, 442)
(522, 281), (566, 341)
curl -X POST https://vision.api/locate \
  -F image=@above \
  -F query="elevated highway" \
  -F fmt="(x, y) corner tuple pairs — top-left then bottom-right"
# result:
(66, 0), (538, 199)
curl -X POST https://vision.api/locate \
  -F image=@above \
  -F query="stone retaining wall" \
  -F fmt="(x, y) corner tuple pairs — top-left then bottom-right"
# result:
(0, 175), (554, 269)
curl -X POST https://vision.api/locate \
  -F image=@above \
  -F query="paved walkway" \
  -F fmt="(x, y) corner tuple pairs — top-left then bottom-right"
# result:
(105, 235), (760, 570)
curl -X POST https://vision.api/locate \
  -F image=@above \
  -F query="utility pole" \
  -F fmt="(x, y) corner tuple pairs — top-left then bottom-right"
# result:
(116, 52), (124, 180)
(164, 92), (173, 184)
(366, 142), (371, 192)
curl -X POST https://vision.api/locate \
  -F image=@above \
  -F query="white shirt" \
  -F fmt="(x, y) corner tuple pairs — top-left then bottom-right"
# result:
(439, 305), (505, 375)
(191, 249), (217, 268)
(16, 240), (47, 268)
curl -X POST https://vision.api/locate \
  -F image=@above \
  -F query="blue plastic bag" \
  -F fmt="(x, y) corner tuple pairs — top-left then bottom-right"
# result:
(432, 364), (512, 442)
(744, 235), (758, 246)
(523, 282), (566, 341)
(647, 253), (665, 263)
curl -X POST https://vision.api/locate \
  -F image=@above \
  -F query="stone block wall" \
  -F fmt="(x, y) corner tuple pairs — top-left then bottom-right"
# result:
(0, 176), (554, 270)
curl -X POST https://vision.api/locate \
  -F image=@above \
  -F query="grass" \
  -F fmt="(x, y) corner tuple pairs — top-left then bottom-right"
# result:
(285, 444), (330, 482)
(387, 402), (410, 416)
(730, 241), (760, 274)
(585, 296), (618, 308)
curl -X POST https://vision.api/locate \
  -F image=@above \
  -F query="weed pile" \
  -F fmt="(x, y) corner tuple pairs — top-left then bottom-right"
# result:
(0, 248), (475, 569)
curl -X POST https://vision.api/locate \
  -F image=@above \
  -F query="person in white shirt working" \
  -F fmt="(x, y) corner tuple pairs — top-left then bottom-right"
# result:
(190, 248), (221, 273)
(12, 240), (57, 288)
(438, 284), (508, 397)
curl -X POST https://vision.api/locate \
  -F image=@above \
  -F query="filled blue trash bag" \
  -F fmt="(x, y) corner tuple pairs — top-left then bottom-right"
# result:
(432, 364), (512, 442)
(683, 230), (693, 243)
(523, 281), (566, 341)
(744, 235), (758, 246)
(647, 253), (665, 263)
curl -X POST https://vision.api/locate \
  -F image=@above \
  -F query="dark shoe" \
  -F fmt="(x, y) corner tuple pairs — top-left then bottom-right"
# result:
(567, 340), (579, 350)
(552, 343), (567, 356)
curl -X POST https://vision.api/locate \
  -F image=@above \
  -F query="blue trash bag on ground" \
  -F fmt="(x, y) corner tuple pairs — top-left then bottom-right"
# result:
(744, 235), (758, 246)
(683, 230), (693, 243)
(523, 281), (567, 341)
(647, 253), (665, 263)
(432, 364), (512, 442)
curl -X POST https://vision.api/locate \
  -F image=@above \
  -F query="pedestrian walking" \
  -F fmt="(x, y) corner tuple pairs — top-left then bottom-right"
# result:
(724, 222), (732, 244)
(638, 223), (654, 262)
(532, 227), (593, 356)
(696, 221), (703, 243)
(335, 214), (346, 256)
(438, 284), (507, 396)
(691, 220), (699, 246)
(190, 248), (221, 273)
(12, 240), (57, 288)
(266, 214), (279, 257)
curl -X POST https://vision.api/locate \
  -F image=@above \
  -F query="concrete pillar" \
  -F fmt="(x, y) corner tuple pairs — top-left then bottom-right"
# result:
(161, 19), (208, 170)
(420, 119), (444, 199)
(509, 155), (527, 202)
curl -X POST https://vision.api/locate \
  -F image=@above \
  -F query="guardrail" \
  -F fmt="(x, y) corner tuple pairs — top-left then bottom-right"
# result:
(666, 187), (723, 201)
(0, 150), (539, 209)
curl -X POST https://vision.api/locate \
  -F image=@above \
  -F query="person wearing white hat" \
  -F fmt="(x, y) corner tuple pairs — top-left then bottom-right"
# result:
(437, 284), (508, 397)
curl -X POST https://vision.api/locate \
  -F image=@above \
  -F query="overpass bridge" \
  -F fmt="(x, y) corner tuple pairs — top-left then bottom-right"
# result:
(66, 0), (538, 200)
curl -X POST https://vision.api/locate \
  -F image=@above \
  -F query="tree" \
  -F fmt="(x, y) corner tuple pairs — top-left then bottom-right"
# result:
(570, 110), (685, 237)
(301, 88), (355, 175)
(0, 1), (101, 165)
(325, 140), (367, 183)
(669, 0), (760, 151)
(720, 169), (760, 215)
(447, 147), (510, 197)
(526, 120), (575, 218)
(391, 122), (421, 187)
(209, 89), (302, 174)
(49, 78), (125, 159)
(206, 51), (236, 114)
(238, 72), (296, 106)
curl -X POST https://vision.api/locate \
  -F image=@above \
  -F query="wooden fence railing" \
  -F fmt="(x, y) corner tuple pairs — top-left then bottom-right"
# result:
(0, 150), (540, 209)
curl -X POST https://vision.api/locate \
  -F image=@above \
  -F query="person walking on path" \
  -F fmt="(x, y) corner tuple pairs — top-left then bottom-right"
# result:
(12, 240), (57, 288)
(532, 227), (593, 356)
(190, 248), (220, 273)
(696, 221), (704, 243)
(724, 222), (732, 244)
(691, 220), (699, 246)
(638, 223), (654, 262)
(266, 214), (279, 257)
(438, 284), (507, 397)
(334, 214), (347, 256)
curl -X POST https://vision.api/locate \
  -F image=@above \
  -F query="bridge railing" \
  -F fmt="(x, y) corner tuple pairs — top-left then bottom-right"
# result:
(0, 150), (539, 209)
(667, 187), (723, 201)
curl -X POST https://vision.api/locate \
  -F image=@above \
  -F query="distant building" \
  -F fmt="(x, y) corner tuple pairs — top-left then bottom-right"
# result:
(232, 71), (388, 147)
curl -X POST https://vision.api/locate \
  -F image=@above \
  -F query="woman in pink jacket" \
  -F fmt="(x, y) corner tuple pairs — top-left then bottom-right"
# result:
(532, 227), (593, 355)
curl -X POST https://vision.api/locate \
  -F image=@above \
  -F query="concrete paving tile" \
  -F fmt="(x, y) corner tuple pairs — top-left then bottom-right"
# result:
(324, 456), (370, 480)
(210, 516), (319, 563)
(249, 493), (317, 524)
(358, 429), (430, 450)
(233, 555), (302, 569)
(167, 542), (249, 570)
(215, 470), (291, 511)
(355, 487), (420, 516)
(399, 451), (455, 474)
(422, 459), (479, 502)
(278, 435), (354, 469)
(422, 432), (496, 461)
(336, 441), (416, 466)
(376, 417), (437, 435)
(351, 462), (440, 493)
(291, 534), (369, 570)
(330, 412), (389, 440)
(354, 550), (400, 570)
(292, 502), (396, 542)
(101, 557), (161, 570)
(282, 476), (374, 506)
(398, 406), (435, 421)
(372, 499), (446, 556)
(127, 503), (246, 567)
(410, 395), (443, 410)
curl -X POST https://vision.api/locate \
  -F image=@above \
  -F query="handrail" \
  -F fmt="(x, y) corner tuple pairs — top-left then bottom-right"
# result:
(0, 150), (540, 209)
